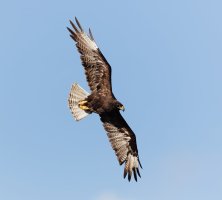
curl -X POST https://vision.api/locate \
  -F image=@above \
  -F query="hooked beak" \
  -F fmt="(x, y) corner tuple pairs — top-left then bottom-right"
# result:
(120, 105), (125, 112)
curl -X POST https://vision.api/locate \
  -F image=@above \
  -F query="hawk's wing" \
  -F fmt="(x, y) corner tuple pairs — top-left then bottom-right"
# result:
(100, 111), (142, 181)
(67, 17), (112, 94)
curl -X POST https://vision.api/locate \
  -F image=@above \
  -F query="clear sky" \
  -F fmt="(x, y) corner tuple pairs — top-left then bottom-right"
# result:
(1, 0), (222, 199)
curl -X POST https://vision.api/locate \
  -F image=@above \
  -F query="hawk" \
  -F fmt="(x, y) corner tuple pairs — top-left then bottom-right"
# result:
(67, 17), (142, 181)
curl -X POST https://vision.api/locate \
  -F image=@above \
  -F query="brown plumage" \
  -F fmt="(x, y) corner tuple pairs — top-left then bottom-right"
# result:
(67, 17), (142, 181)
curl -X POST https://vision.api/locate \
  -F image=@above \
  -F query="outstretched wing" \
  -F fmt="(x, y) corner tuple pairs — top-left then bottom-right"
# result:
(67, 17), (112, 94)
(100, 111), (142, 181)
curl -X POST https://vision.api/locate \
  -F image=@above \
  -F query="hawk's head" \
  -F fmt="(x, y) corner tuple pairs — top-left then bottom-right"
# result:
(115, 101), (125, 112)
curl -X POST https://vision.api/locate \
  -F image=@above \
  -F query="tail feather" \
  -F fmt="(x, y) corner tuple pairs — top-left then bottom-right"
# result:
(68, 83), (90, 121)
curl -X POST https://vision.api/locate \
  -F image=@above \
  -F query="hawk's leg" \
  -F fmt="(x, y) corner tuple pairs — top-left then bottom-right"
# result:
(78, 100), (90, 111)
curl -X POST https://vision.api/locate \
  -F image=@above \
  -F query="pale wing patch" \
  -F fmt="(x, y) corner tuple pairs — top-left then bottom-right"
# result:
(81, 33), (98, 50)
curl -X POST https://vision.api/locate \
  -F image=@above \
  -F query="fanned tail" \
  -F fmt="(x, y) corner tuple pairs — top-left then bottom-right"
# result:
(68, 83), (90, 121)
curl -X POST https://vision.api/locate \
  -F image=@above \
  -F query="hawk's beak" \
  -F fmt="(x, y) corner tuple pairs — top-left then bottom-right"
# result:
(120, 105), (125, 112)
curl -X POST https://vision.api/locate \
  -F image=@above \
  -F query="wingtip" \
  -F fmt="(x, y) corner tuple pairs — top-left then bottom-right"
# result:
(133, 168), (138, 182)
(123, 155), (142, 182)
(139, 159), (143, 169)
(69, 19), (74, 27)
(69, 19), (79, 33)
(66, 26), (76, 41)
(75, 17), (83, 32)
(89, 28), (94, 41)
(124, 169), (132, 182)
(123, 169), (127, 179)
(128, 171), (132, 182)
(67, 27), (73, 33)
(137, 168), (141, 178)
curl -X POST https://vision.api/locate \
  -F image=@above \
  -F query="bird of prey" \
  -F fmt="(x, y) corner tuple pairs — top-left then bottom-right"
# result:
(67, 17), (142, 181)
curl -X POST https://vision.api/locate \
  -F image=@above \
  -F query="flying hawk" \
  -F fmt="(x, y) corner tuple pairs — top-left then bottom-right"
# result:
(67, 17), (142, 181)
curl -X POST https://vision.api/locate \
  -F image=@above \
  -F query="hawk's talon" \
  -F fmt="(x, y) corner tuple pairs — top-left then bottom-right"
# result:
(78, 100), (90, 111)
(79, 105), (90, 111)
(78, 100), (88, 106)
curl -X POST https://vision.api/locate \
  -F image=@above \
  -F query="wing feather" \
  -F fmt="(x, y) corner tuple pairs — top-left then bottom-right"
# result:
(100, 111), (142, 181)
(89, 28), (94, 41)
(67, 18), (112, 93)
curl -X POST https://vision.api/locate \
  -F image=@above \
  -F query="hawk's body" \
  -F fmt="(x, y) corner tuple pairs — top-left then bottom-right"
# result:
(67, 18), (142, 181)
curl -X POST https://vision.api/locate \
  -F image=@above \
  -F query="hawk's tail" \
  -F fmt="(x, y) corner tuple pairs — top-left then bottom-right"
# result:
(68, 83), (90, 121)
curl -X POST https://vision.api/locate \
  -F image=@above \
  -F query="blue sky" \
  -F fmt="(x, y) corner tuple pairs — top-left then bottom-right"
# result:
(1, 0), (222, 199)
